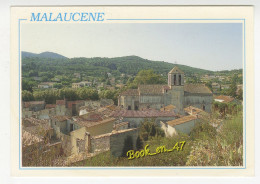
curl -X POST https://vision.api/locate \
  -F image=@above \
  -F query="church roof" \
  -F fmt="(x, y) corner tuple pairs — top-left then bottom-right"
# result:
(111, 109), (176, 118)
(184, 84), (212, 94)
(168, 66), (184, 74)
(139, 85), (167, 95)
(120, 89), (139, 96)
(120, 84), (212, 96)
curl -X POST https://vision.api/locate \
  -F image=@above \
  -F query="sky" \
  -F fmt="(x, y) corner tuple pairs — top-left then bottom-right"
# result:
(21, 23), (243, 71)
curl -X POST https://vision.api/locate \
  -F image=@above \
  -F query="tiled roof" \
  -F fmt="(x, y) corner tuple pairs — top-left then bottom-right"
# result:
(139, 85), (166, 95)
(120, 89), (139, 96)
(115, 122), (129, 128)
(168, 66), (184, 74)
(73, 117), (116, 128)
(160, 104), (176, 112)
(111, 109), (176, 118)
(214, 95), (234, 103)
(184, 106), (210, 120)
(45, 104), (56, 109)
(23, 117), (49, 127)
(112, 128), (138, 135)
(184, 106), (203, 115)
(23, 101), (45, 108)
(167, 115), (197, 127)
(184, 84), (212, 94)
(81, 112), (103, 122)
(105, 105), (118, 111)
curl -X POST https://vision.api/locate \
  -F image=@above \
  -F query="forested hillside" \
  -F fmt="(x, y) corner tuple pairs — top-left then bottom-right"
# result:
(22, 52), (213, 79)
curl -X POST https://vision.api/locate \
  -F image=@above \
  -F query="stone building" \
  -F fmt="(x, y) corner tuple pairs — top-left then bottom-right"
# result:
(118, 66), (213, 114)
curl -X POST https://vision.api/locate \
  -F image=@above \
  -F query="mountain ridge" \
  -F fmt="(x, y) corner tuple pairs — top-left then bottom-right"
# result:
(22, 51), (213, 75)
(22, 51), (67, 59)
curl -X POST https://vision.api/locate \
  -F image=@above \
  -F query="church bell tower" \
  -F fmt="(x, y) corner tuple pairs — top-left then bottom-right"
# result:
(167, 66), (184, 114)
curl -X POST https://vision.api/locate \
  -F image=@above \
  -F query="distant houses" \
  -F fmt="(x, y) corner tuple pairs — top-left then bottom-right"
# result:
(72, 81), (92, 89)
(38, 82), (56, 89)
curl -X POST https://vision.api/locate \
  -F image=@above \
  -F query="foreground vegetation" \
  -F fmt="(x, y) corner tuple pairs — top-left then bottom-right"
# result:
(72, 112), (243, 167)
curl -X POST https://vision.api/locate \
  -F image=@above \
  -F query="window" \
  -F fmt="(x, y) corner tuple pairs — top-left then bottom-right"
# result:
(179, 75), (181, 85)
(174, 75), (176, 85)
(128, 106), (131, 110)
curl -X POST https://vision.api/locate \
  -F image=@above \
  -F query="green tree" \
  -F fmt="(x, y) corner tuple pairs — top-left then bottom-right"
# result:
(139, 119), (165, 141)
(22, 90), (34, 101)
(136, 136), (144, 150)
(131, 70), (166, 86)
(121, 135), (134, 157)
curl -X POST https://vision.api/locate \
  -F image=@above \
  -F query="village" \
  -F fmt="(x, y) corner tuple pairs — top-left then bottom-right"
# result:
(22, 66), (243, 166)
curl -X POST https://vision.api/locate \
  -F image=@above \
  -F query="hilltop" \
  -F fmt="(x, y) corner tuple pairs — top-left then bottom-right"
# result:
(22, 52), (213, 77)
(22, 51), (67, 59)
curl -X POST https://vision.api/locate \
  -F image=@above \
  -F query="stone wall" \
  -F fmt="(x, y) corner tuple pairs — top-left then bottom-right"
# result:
(172, 119), (198, 135)
(110, 128), (139, 157)
(53, 125), (72, 156)
(91, 133), (111, 154)
(184, 93), (213, 113)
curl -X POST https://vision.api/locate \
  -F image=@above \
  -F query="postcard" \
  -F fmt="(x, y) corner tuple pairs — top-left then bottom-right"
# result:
(10, 6), (254, 177)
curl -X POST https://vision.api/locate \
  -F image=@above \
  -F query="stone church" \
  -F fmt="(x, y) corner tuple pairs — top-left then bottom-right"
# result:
(118, 66), (213, 114)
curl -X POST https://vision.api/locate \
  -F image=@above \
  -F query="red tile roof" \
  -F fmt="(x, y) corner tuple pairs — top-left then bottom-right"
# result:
(167, 115), (197, 127)
(184, 106), (203, 115)
(73, 117), (115, 128)
(160, 104), (176, 112)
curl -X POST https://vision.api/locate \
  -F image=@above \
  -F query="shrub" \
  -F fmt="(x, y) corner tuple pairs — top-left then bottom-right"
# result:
(121, 136), (134, 157)
(190, 121), (217, 141)
(136, 135), (144, 150)
(139, 119), (165, 141)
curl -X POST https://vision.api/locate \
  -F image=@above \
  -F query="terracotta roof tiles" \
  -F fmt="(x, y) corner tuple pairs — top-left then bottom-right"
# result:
(73, 117), (116, 128)
(184, 84), (212, 94)
(120, 89), (139, 96)
(167, 115), (197, 127)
